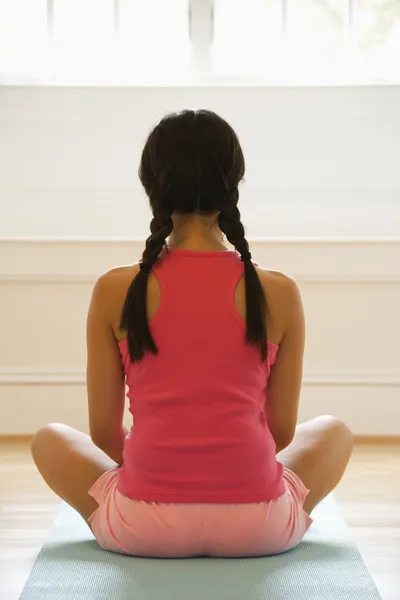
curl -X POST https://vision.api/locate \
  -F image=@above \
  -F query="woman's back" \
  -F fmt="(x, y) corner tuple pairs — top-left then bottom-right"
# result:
(109, 249), (286, 348)
(102, 245), (300, 503)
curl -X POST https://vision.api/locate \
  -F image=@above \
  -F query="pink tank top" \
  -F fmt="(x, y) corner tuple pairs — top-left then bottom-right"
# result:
(117, 247), (285, 503)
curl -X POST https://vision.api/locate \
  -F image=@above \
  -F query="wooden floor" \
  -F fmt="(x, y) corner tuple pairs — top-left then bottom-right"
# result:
(0, 440), (399, 600)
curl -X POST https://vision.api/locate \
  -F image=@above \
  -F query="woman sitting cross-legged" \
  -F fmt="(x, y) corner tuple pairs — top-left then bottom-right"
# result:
(31, 109), (353, 558)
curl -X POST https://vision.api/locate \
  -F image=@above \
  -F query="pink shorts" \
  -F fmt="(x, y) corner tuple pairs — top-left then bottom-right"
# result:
(88, 466), (313, 558)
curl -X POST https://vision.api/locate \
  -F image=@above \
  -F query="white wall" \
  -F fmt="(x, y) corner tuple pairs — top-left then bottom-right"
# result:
(1, 86), (399, 238)
(1, 238), (399, 436)
(0, 86), (399, 435)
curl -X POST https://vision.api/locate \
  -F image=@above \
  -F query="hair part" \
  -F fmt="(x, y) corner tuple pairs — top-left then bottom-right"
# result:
(120, 109), (268, 363)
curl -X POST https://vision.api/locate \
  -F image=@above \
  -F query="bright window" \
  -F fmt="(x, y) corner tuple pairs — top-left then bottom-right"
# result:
(213, 0), (285, 78)
(356, 0), (400, 80)
(52, 0), (116, 81)
(117, 0), (190, 82)
(0, 0), (48, 82)
(0, 0), (399, 84)
(0, 0), (190, 83)
(213, 0), (400, 83)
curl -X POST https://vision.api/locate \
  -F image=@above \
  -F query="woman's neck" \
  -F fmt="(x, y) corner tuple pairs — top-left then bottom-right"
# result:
(167, 212), (228, 251)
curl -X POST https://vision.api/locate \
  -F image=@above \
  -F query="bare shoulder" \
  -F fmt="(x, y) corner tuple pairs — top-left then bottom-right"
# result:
(91, 264), (141, 312)
(95, 263), (140, 288)
(254, 266), (302, 338)
(90, 264), (141, 340)
(255, 266), (299, 300)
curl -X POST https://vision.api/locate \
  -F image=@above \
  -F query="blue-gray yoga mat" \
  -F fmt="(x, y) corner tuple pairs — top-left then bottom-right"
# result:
(20, 493), (382, 600)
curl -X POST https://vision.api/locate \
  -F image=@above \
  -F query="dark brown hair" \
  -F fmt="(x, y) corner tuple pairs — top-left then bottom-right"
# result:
(120, 109), (268, 363)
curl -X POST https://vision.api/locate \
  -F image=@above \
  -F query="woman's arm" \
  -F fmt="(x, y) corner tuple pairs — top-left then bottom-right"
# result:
(86, 271), (127, 466)
(266, 275), (305, 452)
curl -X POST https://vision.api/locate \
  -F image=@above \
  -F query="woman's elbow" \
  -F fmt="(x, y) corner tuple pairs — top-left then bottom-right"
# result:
(273, 432), (295, 455)
(90, 432), (125, 466)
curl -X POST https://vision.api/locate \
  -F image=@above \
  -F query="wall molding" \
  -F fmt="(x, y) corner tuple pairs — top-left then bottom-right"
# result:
(1, 274), (400, 284)
(1, 237), (400, 284)
(2, 236), (400, 243)
(1, 367), (399, 386)
(1, 433), (399, 444)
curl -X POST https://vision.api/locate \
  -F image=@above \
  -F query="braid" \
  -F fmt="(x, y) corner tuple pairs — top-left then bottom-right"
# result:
(142, 208), (174, 269)
(127, 108), (256, 362)
(218, 191), (268, 362)
(120, 206), (173, 363)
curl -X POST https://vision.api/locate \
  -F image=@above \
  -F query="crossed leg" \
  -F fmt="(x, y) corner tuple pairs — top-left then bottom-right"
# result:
(31, 423), (117, 525)
(276, 415), (354, 515)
